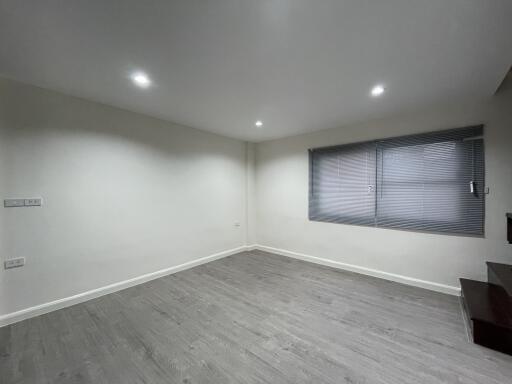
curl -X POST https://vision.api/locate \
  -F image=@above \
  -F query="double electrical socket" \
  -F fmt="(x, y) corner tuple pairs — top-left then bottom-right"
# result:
(4, 257), (25, 269)
(4, 198), (42, 208)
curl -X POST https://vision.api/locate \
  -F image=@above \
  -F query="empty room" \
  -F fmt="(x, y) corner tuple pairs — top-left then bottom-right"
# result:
(1, 1), (512, 383)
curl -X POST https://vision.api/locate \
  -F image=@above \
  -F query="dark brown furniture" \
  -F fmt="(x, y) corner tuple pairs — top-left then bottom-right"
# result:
(507, 213), (512, 244)
(460, 262), (512, 355)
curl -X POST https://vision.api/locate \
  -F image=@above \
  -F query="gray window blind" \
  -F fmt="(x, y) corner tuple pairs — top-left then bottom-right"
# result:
(309, 142), (376, 226)
(309, 125), (484, 236)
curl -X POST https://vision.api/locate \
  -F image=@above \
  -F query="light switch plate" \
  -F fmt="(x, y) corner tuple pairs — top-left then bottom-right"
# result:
(4, 199), (25, 208)
(4, 257), (25, 269)
(4, 198), (43, 207)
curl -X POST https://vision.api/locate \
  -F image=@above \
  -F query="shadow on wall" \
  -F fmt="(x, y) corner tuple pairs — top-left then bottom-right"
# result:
(0, 78), (243, 163)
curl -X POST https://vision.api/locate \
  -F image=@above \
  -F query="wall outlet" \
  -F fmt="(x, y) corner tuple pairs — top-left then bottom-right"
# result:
(4, 257), (25, 269)
(24, 198), (42, 206)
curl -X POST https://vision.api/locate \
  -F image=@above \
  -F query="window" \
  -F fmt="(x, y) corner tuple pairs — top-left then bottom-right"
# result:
(309, 126), (484, 236)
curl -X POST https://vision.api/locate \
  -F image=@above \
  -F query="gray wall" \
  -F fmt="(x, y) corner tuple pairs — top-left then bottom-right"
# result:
(254, 90), (512, 291)
(0, 78), (247, 316)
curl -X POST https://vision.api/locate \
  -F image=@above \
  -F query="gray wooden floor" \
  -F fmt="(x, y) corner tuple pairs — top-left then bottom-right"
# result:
(1, 250), (511, 384)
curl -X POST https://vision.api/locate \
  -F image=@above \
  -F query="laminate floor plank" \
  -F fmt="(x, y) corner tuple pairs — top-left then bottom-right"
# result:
(1, 250), (511, 384)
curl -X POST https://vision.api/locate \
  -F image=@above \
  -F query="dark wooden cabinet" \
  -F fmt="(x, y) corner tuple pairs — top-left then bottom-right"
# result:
(507, 213), (512, 244)
(460, 262), (512, 355)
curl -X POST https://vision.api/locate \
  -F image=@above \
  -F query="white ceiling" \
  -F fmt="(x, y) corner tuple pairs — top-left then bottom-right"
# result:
(1, 0), (511, 142)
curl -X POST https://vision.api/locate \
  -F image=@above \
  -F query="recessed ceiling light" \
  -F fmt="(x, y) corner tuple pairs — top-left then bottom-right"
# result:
(255, 120), (263, 127)
(131, 71), (151, 88)
(370, 84), (385, 97)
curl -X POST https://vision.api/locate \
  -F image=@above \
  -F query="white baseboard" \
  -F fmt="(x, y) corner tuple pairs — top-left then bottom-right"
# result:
(1, 243), (460, 327)
(254, 245), (461, 296)
(0, 245), (249, 328)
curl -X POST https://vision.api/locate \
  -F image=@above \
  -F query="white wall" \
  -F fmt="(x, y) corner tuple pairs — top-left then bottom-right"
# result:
(254, 90), (512, 291)
(0, 78), (247, 317)
(245, 142), (257, 245)
(2, 75), (512, 323)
